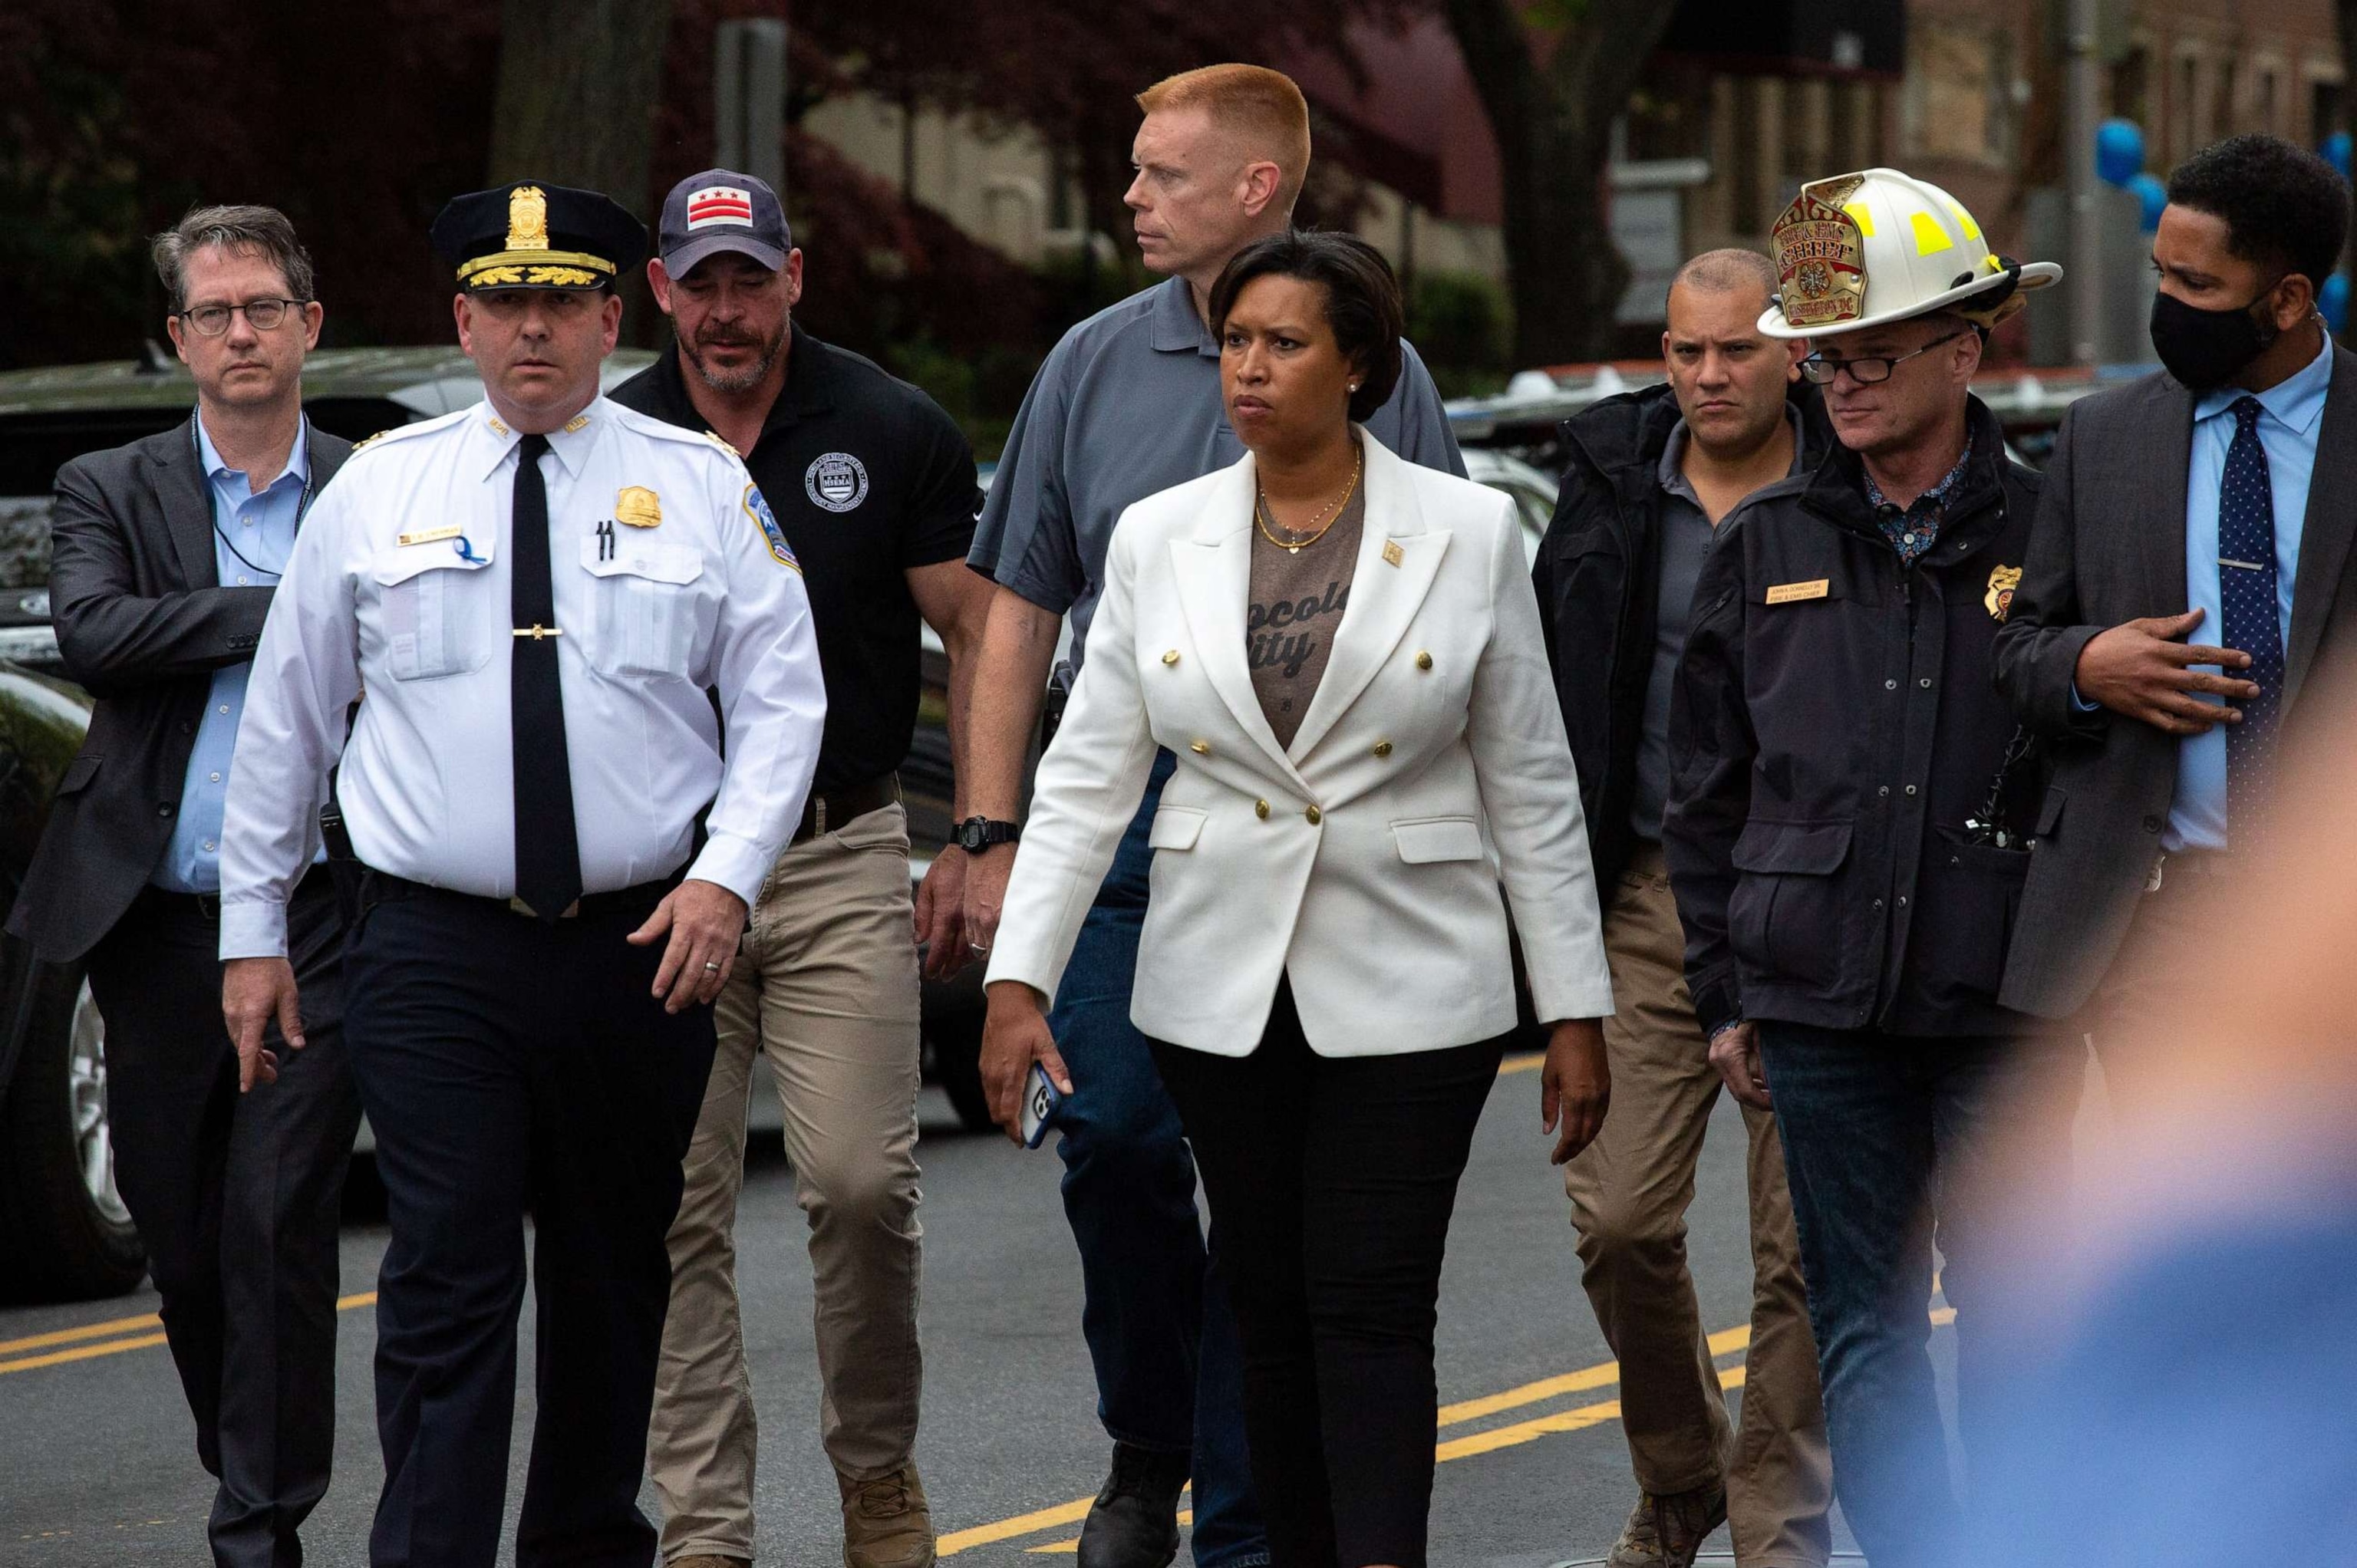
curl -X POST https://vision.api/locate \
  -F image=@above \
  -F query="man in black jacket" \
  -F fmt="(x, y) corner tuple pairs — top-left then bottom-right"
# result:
(1663, 170), (2068, 1568)
(1535, 249), (1833, 1568)
(5, 206), (360, 1568)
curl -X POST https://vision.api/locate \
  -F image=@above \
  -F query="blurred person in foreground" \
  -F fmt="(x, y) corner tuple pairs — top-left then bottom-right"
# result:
(6, 204), (359, 1567)
(1535, 247), (1834, 1568)
(1662, 168), (2068, 1568)
(1958, 682), (2357, 1564)
(1993, 134), (2357, 1063)
(958, 64), (1462, 1566)
(615, 167), (989, 1568)
(984, 229), (1613, 1568)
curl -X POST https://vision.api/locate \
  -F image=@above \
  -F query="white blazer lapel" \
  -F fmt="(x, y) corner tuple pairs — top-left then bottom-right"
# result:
(1286, 436), (1451, 761)
(1168, 458), (1306, 782)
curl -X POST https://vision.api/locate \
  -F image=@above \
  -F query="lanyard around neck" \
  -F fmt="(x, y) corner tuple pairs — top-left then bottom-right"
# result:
(192, 413), (316, 581)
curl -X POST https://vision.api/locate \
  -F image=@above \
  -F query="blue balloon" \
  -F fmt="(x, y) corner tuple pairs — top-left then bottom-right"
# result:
(2326, 131), (2352, 179)
(2129, 172), (2167, 233)
(2096, 119), (2146, 186)
(2322, 272), (2349, 334)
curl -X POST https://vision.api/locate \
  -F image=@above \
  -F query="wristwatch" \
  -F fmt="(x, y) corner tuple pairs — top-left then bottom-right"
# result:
(954, 816), (1022, 854)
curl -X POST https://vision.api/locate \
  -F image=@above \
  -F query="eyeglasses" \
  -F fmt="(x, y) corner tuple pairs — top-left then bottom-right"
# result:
(176, 298), (308, 336)
(1798, 329), (1969, 385)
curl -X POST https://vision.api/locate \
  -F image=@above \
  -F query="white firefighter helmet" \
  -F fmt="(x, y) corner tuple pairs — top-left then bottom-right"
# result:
(1759, 167), (2062, 340)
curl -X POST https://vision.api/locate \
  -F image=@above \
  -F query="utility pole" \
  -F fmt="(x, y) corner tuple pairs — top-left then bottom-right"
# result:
(715, 18), (787, 199)
(2065, 0), (2102, 364)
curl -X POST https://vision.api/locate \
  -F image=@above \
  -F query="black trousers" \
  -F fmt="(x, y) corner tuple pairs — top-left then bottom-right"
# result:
(341, 875), (716, 1568)
(1151, 980), (1505, 1568)
(84, 870), (359, 1568)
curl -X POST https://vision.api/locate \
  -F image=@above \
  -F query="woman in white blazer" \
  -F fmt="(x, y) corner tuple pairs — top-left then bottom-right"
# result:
(982, 232), (1614, 1568)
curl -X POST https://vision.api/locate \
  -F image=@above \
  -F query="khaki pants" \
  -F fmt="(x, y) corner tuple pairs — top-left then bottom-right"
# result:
(648, 804), (925, 1563)
(1562, 843), (1834, 1567)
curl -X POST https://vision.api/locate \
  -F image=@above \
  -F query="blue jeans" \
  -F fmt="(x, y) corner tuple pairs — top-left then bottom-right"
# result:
(1049, 749), (1266, 1566)
(1759, 1023), (2068, 1568)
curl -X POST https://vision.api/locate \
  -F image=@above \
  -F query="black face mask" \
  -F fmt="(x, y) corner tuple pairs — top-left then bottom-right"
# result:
(2149, 285), (2282, 393)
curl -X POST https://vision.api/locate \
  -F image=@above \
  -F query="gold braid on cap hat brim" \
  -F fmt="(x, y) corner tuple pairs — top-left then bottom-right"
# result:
(455, 249), (618, 288)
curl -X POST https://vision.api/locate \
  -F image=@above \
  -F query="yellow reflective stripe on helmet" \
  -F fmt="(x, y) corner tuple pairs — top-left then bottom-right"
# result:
(1910, 212), (1954, 255)
(1844, 201), (1877, 238)
(1948, 202), (1984, 242)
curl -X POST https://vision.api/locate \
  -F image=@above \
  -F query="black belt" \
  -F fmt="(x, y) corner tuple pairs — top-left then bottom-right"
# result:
(137, 862), (335, 922)
(792, 772), (900, 844)
(362, 867), (678, 923)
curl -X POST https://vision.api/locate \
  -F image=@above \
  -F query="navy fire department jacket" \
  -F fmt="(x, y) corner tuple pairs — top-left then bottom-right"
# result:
(1663, 395), (2044, 1040)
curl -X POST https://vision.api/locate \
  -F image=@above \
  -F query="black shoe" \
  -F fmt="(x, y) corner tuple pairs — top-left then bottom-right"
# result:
(1076, 1442), (1187, 1568)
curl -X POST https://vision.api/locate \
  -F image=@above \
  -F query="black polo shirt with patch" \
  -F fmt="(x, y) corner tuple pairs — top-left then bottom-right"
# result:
(611, 324), (979, 795)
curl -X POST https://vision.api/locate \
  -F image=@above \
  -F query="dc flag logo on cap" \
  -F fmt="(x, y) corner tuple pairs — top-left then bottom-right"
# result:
(687, 186), (754, 230)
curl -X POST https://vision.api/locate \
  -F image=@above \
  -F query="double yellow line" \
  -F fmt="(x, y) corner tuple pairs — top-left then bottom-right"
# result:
(0, 1292), (377, 1376)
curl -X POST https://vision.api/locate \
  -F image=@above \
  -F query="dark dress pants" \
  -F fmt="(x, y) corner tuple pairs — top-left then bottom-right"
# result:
(341, 878), (717, 1568)
(1151, 979), (1505, 1568)
(85, 870), (360, 1568)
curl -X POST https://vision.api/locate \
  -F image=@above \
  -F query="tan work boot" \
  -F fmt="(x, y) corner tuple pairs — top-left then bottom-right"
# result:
(1604, 1482), (1728, 1568)
(839, 1463), (937, 1568)
(671, 1558), (748, 1568)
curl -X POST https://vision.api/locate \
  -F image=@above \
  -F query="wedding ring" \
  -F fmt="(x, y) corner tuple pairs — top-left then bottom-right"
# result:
(968, 941), (991, 956)
(703, 961), (722, 972)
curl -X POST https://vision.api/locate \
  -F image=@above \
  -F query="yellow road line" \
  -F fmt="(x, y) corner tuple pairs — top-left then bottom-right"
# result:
(0, 1309), (163, 1356)
(0, 1292), (377, 1379)
(952, 1309), (1954, 1555)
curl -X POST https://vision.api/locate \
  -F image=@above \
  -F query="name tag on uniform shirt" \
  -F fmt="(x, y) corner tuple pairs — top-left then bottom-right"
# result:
(1765, 578), (1830, 605)
(397, 525), (465, 548)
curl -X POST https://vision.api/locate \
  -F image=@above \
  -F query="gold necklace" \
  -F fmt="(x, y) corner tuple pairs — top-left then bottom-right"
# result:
(1254, 443), (1363, 555)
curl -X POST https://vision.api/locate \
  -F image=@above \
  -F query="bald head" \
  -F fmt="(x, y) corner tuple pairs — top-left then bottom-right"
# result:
(1667, 248), (1778, 315)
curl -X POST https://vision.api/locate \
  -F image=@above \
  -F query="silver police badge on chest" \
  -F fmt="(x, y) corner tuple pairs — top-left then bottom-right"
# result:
(804, 451), (869, 513)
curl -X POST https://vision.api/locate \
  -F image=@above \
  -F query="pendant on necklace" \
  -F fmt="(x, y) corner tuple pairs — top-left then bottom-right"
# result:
(1287, 544), (1301, 555)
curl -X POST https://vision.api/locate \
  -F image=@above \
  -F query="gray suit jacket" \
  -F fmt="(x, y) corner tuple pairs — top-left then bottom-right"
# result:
(1992, 346), (2357, 1017)
(6, 414), (351, 964)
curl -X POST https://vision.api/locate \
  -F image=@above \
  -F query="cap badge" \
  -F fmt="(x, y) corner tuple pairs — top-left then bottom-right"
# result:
(1772, 175), (1867, 331)
(1986, 564), (2022, 621)
(686, 186), (754, 230)
(616, 486), (662, 529)
(506, 186), (550, 252)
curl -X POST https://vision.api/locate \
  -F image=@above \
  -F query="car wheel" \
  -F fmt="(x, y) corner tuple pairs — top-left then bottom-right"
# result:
(0, 966), (147, 1301)
(924, 1006), (994, 1133)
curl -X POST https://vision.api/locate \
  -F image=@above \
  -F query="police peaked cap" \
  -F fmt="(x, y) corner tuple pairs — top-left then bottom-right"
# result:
(431, 180), (648, 292)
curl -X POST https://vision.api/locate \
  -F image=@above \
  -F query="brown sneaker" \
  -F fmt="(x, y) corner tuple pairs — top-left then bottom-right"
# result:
(839, 1463), (937, 1568)
(1604, 1482), (1729, 1568)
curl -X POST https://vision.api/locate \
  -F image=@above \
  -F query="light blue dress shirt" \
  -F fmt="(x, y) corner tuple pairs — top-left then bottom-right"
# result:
(2169, 330), (2333, 852)
(153, 416), (312, 893)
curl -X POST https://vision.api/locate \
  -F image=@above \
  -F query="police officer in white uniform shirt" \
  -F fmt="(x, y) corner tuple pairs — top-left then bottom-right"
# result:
(216, 181), (826, 1568)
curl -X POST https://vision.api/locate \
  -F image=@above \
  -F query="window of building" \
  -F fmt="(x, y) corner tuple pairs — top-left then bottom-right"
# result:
(2110, 47), (2151, 130)
(2315, 79), (2346, 146)
(2212, 58), (2238, 140)
(1733, 77), (1769, 233)
(1910, 21), (2009, 164)
(2171, 52), (2200, 161)
(2253, 67), (2280, 136)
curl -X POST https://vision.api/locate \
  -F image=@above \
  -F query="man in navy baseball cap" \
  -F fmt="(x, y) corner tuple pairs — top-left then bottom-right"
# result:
(618, 166), (993, 1568)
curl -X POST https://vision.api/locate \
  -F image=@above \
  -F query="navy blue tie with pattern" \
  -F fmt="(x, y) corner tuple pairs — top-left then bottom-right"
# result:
(2218, 397), (2285, 842)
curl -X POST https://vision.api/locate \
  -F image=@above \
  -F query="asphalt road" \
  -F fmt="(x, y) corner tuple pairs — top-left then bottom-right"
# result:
(0, 1055), (1898, 1566)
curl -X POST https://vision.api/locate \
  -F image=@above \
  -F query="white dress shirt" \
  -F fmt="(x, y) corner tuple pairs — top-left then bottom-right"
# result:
(219, 397), (826, 959)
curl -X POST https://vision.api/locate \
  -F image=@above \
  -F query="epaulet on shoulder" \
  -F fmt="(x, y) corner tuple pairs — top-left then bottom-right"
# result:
(702, 429), (743, 460)
(346, 416), (450, 458)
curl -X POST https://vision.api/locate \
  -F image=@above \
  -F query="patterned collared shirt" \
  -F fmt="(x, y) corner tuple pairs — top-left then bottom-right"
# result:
(1863, 437), (1974, 565)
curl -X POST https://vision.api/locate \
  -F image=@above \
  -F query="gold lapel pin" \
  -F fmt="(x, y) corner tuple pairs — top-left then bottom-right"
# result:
(1381, 539), (1404, 568)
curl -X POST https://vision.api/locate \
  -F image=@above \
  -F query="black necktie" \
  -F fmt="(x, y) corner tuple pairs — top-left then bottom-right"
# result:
(510, 433), (581, 921)
(2219, 397), (2285, 843)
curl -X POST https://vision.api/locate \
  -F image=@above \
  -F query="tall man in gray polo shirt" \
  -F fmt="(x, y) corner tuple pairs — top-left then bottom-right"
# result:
(961, 64), (1460, 1568)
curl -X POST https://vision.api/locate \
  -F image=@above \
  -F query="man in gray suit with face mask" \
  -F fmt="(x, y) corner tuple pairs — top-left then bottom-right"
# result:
(1996, 134), (2357, 1056)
